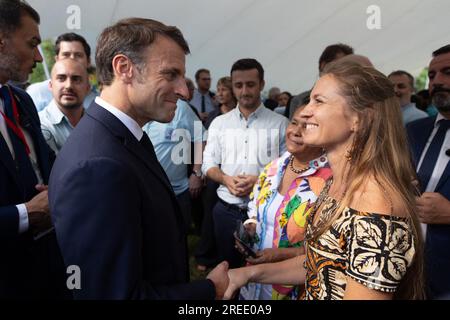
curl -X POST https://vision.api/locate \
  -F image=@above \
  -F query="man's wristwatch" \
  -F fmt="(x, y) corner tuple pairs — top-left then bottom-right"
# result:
(191, 169), (202, 178)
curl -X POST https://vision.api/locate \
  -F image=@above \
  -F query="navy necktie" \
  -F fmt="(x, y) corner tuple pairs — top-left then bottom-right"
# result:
(201, 95), (206, 113)
(140, 132), (158, 161)
(417, 119), (450, 192)
(140, 132), (172, 187)
(1, 86), (38, 200)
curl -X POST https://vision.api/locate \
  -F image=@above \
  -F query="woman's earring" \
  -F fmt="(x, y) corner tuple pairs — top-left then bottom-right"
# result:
(345, 137), (357, 162)
(345, 148), (352, 161)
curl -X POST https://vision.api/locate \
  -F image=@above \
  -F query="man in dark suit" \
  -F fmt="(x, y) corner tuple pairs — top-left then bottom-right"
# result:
(0, 0), (65, 299)
(407, 44), (450, 299)
(49, 17), (229, 299)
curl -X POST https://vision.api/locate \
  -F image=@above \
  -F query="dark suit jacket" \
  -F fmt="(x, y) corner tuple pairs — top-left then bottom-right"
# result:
(0, 85), (64, 298)
(407, 116), (450, 298)
(49, 102), (215, 299)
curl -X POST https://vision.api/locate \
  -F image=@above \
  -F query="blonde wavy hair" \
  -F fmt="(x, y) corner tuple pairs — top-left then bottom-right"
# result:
(316, 60), (425, 300)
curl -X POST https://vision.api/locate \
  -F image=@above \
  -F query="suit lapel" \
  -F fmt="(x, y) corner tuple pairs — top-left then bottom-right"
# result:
(436, 158), (450, 192)
(123, 136), (174, 193)
(12, 88), (52, 182)
(86, 103), (174, 195)
(0, 132), (19, 184)
(411, 117), (436, 165)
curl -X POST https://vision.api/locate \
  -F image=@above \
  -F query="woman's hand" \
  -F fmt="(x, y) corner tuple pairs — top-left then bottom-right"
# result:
(246, 248), (279, 264)
(223, 267), (252, 300)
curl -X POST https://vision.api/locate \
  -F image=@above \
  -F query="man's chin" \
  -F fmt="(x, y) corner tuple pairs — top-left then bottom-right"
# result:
(60, 102), (83, 110)
(433, 93), (450, 112)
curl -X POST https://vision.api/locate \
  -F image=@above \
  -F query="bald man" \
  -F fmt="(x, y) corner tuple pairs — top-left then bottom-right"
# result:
(337, 54), (373, 67)
(39, 60), (90, 153)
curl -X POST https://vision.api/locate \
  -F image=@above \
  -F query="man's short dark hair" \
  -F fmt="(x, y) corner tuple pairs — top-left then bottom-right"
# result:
(96, 17), (190, 86)
(55, 32), (91, 59)
(230, 58), (264, 82)
(195, 68), (210, 81)
(318, 43), (354, 72)
(0, 0), (40, 34)
(388, 70), (415, 90)
(433, 44), (450, 57)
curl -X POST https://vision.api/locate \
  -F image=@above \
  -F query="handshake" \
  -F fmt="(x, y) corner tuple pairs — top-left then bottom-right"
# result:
(206, 261), (250, 300)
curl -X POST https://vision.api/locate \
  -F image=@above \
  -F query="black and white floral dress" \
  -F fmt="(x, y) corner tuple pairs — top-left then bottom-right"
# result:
(303, 196), (416, 300)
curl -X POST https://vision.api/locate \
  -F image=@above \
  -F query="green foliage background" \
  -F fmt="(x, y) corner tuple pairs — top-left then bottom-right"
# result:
(29, 39), (56, 84)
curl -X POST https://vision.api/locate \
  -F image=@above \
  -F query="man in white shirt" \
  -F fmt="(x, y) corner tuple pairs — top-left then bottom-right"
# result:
(203, 58), (288, 268)
(39, 59), (90, 153)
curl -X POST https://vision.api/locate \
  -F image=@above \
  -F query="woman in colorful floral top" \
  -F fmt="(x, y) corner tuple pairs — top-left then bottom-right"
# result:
(224, 61), (425, 300)
(239, 105), (332, 300)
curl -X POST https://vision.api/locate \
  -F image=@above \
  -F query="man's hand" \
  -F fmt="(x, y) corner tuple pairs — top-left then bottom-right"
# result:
(416, 192), (450, 224)
(223, 175), (243, 196)
(206, 261), (229, 300)
(189, 175), (203, 198)
(234, 175), (258, 197)
(25, 185), (49, 214)
(25, 185), (52, 234)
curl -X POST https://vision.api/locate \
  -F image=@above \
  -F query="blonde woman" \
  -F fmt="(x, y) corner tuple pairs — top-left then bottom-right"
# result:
(224, 61), (424, 300)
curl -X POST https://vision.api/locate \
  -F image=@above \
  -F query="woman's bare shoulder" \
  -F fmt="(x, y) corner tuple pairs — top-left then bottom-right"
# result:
(349, 179), (408, 218)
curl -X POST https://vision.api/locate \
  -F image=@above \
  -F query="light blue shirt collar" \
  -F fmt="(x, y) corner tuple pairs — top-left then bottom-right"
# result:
(46, 100), (69, 125)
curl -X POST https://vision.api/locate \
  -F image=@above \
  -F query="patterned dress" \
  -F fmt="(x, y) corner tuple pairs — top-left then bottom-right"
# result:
(241, 151), (332, 300)
(303, 195), (416, 300)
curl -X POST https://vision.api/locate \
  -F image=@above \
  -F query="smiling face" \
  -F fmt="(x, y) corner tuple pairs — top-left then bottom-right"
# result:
(128, 35), (188, 124)
(300, 74), (359, 154)
(389, 74), (414, 108)
(286, 106), (324, 160)
(0, 14), (42, 83)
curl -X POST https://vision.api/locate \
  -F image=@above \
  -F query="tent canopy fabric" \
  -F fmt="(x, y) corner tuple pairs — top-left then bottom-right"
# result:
(28, 0), (450, 94)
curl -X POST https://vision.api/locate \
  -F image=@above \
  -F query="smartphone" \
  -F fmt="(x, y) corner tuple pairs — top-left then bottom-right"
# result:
(233, 220), (257, 258)
(233, 231), (257, 258)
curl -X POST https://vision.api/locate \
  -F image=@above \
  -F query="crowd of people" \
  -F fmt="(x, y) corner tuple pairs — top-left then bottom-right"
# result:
(1, 0), (450, 300)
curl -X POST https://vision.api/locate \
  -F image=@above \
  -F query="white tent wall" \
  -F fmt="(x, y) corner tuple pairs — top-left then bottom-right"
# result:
(28, 0), (450, 94)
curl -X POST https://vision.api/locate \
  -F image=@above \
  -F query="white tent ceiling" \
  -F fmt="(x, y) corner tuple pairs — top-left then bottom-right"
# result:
(28, 0), (450, 94)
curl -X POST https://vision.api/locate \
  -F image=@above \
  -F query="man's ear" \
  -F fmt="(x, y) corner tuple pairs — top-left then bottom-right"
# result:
(260, 79), (265, 92)
(111, 54), (133, 84)
(48, 79), (53, 90)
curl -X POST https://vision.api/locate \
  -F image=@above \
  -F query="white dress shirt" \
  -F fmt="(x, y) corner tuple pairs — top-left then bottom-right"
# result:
(417, 113), (450, 193)
(416, 113), (450, 237)
(202, 104), (288, 205)
(95, 96), (143, 141)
